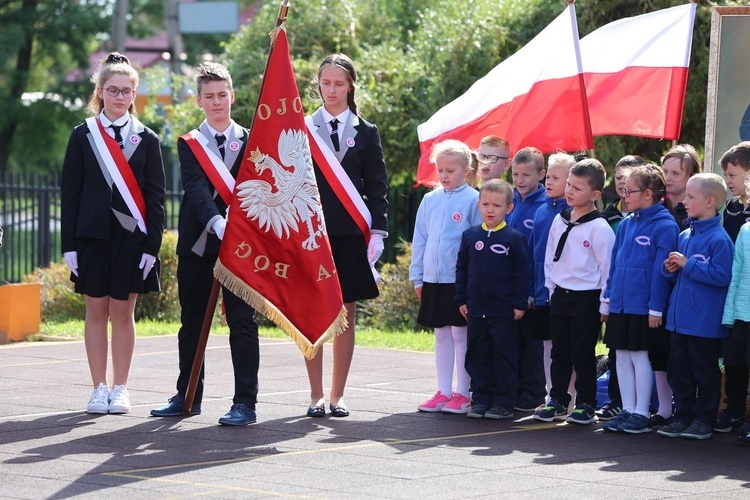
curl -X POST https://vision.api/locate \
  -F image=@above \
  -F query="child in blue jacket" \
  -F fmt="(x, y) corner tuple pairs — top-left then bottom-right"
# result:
(601, 165), (678, 434)
(506, 147), (547, 411)
(657, 173), (734, 440)
(411, 140), (482, 414)
(528, 153), (575, 407)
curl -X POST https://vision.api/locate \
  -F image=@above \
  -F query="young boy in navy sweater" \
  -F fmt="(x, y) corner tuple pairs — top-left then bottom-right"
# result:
(506, 147), (547, 411)
(657, 173), (734, 440)
(456, 179), (530, 419)
(534, 159), (615, 425)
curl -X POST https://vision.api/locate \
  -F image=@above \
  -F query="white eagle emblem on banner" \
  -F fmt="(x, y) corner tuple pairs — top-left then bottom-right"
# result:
(236, 129), (325, 251)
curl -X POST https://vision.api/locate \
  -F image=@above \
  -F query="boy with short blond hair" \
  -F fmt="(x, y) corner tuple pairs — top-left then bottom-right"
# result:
(534, 159), (615, 425)
(657, 173), (734, 440)
(527, 153), (575, 410)
(456, 179), (530, 419)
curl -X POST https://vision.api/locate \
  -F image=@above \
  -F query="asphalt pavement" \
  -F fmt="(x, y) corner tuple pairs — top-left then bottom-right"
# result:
(2, 334), (750, 499)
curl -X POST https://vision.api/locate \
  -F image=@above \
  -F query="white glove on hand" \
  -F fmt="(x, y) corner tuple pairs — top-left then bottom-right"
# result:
(371, 265), (381, 284)
(139, 253), (157, 280)
(63, 251), (78, 277)
(367, 233), (385, 266)
(212, 218), (227, 241)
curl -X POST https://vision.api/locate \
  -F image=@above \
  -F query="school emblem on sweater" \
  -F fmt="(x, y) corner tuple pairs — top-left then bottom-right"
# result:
(635, 236), (651, 246)
(453, 212), (462, 222)
(475, 241), (484, 251)
(692, 254), (710, 264)
(583, 240), (591, 248)
(236, 128), (325, 251)
(490, 244), (510, 255)
(523, 219), (533, 229)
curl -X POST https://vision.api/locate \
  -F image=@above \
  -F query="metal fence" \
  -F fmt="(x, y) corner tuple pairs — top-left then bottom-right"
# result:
(0, 174), (424, 283)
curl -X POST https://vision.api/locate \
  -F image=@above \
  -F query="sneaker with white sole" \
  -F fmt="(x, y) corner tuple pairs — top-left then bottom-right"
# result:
(87, 383), (110, 414)
(417, 391), (451, 412)
(108, 385), (131, 414)
(442, 392), (471, 414)
(566, 403), (598, 425)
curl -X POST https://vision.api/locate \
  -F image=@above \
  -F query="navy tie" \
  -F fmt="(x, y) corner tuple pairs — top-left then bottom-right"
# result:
(110, 124), (124, 149)
(215, 134), (226, 160)
(330, 119), (340, 152)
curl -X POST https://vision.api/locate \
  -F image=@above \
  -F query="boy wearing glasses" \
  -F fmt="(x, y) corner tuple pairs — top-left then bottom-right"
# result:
(534, 159), (615, 425)
(505, 147), (547, 412)
(476, 135), (511, 186)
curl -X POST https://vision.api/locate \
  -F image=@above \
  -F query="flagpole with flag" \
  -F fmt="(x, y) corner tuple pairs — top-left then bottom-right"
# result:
(580, 2), (697, 140)
(182, 0), (294, 416)
(213, 3), (348, 360)
(415, 0), (592, 188)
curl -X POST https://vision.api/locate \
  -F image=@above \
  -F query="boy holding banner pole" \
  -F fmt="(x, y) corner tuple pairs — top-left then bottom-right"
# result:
(149, 62), (260, 426)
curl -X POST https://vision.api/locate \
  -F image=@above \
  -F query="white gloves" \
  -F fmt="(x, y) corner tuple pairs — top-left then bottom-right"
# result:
(63, 251), (78, 277)
(139, 253), (157, 280)
(367, 233), (385, 265)
(212, 218), (227, 241)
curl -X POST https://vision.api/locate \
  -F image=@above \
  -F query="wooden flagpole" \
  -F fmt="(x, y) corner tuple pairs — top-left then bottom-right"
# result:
(182, 0), (291, 416)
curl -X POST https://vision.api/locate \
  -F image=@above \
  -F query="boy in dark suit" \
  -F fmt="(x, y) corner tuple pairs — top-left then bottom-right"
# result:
(150, 62), (260, 426)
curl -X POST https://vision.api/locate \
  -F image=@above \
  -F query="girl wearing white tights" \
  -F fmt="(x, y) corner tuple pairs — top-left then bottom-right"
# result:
(602, 166), (679, 433)
(410, 140), (482, 413)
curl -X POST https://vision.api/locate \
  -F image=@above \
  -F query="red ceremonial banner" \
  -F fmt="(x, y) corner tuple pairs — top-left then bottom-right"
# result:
(214, 26), (347, 359)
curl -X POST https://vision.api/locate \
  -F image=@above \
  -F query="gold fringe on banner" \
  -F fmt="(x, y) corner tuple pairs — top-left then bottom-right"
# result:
(214, 258), (348, 360)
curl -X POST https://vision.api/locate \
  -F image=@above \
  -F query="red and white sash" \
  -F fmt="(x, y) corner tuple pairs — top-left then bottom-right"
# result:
(85, 116), (147, 234)
(181, 130), (235, 205)
(304, 116), (372, 244)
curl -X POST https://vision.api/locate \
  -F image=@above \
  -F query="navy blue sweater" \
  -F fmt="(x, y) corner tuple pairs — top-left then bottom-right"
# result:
(455, 224), (530, 318)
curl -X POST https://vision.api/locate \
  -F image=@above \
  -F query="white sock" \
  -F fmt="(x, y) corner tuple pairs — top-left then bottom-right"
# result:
(617, 350), (636, 414)
(451, 325), (470, 396)
(632, 350), (654, 417)
(654, 370), (673, 418)
(543, 340), (552, 402)
(434, 326), (454, 396)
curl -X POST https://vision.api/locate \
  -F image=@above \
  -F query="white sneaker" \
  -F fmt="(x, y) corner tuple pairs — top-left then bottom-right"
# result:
(108, 385), (131, 414)
(87, 383), (110, 414)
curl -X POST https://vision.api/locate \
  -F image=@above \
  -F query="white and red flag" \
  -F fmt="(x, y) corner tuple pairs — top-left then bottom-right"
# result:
(214, 26), (346, 359)
(415, 3), (592, 187)
(581, 3), (696, 140)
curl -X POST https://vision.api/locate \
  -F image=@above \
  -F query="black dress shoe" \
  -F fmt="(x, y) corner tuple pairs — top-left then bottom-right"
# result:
(150, 394), (201, 417)
(329, 403), (349, 418)
(306, 405), (326, 418)
(218, 403), (257, 426)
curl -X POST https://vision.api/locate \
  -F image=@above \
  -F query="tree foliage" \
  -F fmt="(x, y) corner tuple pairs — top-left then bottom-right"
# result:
(220, 0), (742, 183)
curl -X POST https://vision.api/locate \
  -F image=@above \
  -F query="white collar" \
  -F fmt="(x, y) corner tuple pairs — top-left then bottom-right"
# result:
(321, 107), (350, 126)
(99, 111), (130, 128)
(204, 120), (234, 138)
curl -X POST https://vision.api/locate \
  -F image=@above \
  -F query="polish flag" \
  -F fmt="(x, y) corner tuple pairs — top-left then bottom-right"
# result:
(581, 3), (696, 140)
(415, 3), (592, 187)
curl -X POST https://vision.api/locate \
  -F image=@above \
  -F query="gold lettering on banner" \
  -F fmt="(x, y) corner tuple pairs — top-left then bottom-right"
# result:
(317, 264), (332, 281)
(275, 263), (290, 279)
(235, 242), (252, 259)
(292, 96), (303, 113)
(257, 103), (272, 121)
(233, 243), (291, 277)
(253, 255), (270, 272)
(276, 98), (287, 115)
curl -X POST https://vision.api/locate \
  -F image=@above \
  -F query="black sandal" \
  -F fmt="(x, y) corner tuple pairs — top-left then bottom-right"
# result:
(329, 403), (350, 418)
(306, 405), (326, 418)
